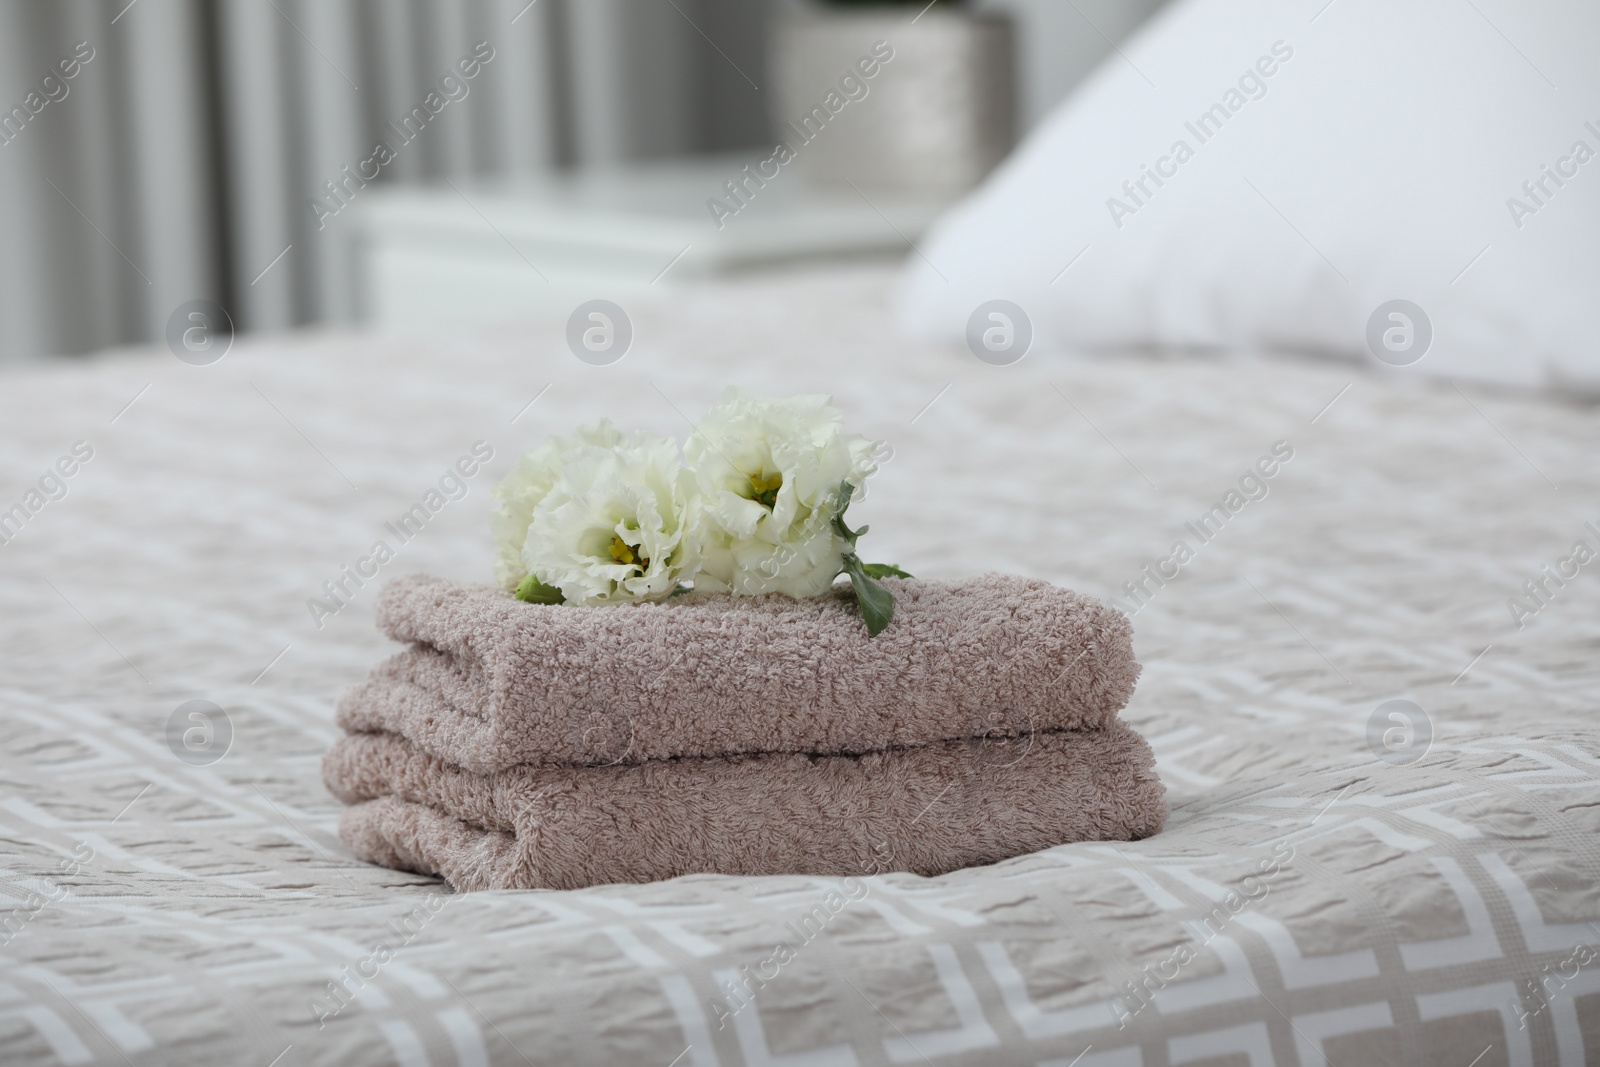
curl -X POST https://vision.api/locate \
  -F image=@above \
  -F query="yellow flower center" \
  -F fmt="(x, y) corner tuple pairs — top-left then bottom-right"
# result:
(748, 471), (782, 509)
(608, 535), (648, 571)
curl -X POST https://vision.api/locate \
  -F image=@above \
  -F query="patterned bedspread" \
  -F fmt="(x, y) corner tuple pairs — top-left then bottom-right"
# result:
(1, 266), (1596, 1066)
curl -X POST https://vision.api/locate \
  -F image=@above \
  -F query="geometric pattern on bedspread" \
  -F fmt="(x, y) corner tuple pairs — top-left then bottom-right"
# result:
(4, 266), (1600, 1065)
(1, 727), (1596, 1066)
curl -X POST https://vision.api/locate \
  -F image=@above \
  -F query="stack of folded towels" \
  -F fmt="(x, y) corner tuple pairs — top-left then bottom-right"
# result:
(324, 573), (1165, 891)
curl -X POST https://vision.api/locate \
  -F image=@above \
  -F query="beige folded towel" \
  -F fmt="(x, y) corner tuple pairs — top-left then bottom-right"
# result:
(325, 724), (1166, 891)
(338, 574), (1139, 773)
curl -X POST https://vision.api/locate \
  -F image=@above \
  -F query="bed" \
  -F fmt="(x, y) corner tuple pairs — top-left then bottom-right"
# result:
(2, 265), (1597, 1066)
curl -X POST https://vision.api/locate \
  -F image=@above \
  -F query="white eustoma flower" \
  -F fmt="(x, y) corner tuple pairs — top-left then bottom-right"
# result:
(490, 421), (624, 591)
(686, 389), (878, 598)
(522, 430), (698, 605)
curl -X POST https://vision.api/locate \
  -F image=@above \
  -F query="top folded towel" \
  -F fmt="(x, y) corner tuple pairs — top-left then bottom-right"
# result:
(338, 573), (1138, 773)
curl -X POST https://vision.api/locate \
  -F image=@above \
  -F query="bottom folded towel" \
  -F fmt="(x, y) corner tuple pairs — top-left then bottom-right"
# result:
(324, 724), (1166, 891)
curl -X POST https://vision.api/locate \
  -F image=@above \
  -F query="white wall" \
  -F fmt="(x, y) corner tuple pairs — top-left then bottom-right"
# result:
(975, 0), (1170, 130)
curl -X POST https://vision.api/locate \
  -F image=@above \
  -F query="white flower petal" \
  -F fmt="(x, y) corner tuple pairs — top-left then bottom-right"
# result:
(490, 419), (627, 590)
(685, 388), (878, 599)
(509, 426), (698, 605)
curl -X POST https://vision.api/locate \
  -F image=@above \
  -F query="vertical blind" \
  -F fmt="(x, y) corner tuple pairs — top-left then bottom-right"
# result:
(0, 0), (765, 359)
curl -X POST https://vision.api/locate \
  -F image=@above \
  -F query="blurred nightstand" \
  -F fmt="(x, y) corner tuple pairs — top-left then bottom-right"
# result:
(350, 155), (950, 329)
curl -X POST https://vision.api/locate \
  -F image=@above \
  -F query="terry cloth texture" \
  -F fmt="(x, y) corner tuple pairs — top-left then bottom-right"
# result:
(324, 723), (1167, 892)
(338, 573), (1140, 773)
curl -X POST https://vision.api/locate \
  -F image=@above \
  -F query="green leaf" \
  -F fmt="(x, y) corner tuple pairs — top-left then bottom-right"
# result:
(514, 574), (565, 604)
(668, 582), (694, 598)
(860, 562), (913, 580)
(842, 554), (895, 637)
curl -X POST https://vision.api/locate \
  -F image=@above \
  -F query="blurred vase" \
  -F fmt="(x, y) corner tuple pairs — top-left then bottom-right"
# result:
(770, 7), (1015, 196)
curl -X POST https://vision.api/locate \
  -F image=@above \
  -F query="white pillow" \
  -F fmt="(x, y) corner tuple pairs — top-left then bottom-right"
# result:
(896, 0), (1600, 391)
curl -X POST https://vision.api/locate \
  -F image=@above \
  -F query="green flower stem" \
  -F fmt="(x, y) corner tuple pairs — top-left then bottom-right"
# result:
(831, 480), (911, 637)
